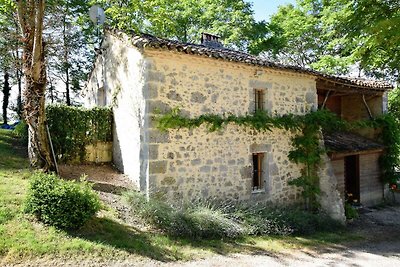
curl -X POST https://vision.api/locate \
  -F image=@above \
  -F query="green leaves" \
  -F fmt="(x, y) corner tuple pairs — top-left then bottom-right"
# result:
(46, 105), (112, 162)
(96, 0), (257, 49)
(156, 107), (400, 208)
(252, 0), (399, 82)
(25, 172), (101, 230)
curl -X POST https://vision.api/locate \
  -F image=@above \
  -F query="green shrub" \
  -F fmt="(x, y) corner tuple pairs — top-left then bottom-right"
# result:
(125, 191), (343, 239)
(227, 203), (343, 236)
(25, 172), (101, 230)
(344, 203), (359, 220)
(46, 105), (113, 162)
(13, 120), (28, 143)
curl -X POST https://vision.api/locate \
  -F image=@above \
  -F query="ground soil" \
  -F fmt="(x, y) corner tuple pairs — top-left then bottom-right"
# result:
(12, 164), (400, 266)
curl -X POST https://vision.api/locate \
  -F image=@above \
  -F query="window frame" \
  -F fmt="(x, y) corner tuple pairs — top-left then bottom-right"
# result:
(254, 89), (265, 112)
(252, 152), (265, 191)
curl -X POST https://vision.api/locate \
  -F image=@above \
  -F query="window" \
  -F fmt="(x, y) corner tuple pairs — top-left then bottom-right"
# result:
(252, 153), (264, 191)
(254, 89), (264, 112)
(97, 87), (106, 106)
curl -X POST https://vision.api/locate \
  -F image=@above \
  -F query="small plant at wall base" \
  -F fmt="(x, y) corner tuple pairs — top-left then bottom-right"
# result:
(46, 105), (113, 162)
(124, 191), (344, 238)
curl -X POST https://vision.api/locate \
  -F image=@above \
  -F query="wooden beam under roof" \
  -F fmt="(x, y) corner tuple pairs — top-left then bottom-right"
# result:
(316, 79), (385, 96)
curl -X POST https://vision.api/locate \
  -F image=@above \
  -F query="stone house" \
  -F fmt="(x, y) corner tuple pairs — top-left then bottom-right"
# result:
(84, 29), (393, 220)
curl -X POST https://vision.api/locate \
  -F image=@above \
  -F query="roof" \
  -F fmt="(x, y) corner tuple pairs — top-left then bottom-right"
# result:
(108, 29), (393, 92)
(324, 132), (385, 154)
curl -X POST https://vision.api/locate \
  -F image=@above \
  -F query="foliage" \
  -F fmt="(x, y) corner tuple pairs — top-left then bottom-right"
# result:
(125, 191), (343, 238)
(156, 108), (345, 210)
(0, 0), (24, 118)
(344, 203), (359, 220)
(344, 0), (400, 80)
(95, 0), (259, 49)
(13, 119), (28, 143)
(46, 105), (112, 162)
(0, 129), (358, 263)
(248, 1), (329, 68)
(46, 0), (96, 105)
(25, 172), (101, 230)
(253, 0), (399, 82)
(125, 191), (245, 239)
(373, 114), (400, 184)
(156, 108), (400, 208)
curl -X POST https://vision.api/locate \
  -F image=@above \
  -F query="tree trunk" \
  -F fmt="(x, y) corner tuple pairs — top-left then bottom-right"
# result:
(2, 72), (10, 124)
(17, 0), (55, 171)
(17, 69), (23, 118)
(24, 79), (54, 170)
(16, 49), (23, 118)
(63, 9), (71, 106)
(65, 67), (70, 105)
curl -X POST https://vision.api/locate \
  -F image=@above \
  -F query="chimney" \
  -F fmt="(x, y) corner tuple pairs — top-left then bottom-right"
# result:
(201, 32), (223, 49)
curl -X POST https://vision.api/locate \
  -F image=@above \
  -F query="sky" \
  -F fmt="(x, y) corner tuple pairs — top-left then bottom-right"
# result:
(247, 0), (297, 21)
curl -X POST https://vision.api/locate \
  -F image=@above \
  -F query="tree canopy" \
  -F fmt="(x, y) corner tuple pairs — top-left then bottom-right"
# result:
(251, 0), (400, 82)
(96, 0), (258, 49)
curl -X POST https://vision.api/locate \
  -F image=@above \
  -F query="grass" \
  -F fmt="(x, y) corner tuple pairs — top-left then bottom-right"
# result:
(0, 129), (361, 265)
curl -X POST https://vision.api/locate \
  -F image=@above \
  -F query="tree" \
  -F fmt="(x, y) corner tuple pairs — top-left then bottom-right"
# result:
(97, 0), (257, 49)
(46, 0), (94, 106)
(251, 0), (400, 81)
(0, 3), (23, 121)
(1, 72), (10, 124)
(248, 0), (353, 74)
(339, 0), (400, 81)
(14, 0), (55, 171)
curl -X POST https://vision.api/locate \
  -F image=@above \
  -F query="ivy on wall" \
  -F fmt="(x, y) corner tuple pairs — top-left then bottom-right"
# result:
(156, 108), (400, 210)
(46, 105), (113, 162)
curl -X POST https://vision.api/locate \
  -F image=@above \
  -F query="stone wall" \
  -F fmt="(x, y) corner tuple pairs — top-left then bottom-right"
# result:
(85, 32), (346, 219)
(85, 34), (150, 190)
(143, 49), (317, 203)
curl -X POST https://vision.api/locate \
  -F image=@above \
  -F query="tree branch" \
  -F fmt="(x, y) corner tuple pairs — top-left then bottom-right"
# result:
(31, 0), (45, 81)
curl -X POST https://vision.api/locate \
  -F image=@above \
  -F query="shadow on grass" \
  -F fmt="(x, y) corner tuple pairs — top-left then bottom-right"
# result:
(70, 217), (282, 262)
(71, 217), (183, 262)
(0, 129), (28, 171)
(172, 236), (279, 257)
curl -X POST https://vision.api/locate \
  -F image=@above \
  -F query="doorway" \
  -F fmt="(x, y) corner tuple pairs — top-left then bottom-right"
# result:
(344, 155), (360, 204)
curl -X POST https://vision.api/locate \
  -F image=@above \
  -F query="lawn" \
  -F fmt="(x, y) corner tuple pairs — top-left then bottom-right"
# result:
(0, 129), (360, 265)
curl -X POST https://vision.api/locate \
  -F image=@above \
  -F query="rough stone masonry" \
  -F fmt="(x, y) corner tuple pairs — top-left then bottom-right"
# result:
(85, 32), (345, 222)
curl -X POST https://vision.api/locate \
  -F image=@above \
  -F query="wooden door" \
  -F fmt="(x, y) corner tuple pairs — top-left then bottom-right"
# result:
(344, 155), (360, 204)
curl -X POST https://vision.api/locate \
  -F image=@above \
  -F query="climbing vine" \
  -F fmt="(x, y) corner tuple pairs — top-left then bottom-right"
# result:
(156, 108), (400, 210)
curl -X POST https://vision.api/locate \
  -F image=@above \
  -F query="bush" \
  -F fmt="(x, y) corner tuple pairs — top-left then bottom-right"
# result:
(227, 202), (343, 236)
(125, 191), (245, 238)
(125, 191), (343, 239)
(344, 203), (359, 220)
(46, 105), (113, 162)
(13, 120), (28, 143)
(25, 172), (101, 230)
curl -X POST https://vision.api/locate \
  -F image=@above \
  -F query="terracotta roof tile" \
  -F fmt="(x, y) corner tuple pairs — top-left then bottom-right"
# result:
(108, 29), (393, 91)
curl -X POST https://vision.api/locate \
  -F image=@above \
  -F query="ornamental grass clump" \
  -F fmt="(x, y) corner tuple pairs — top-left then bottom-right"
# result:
(125, 191), (343, 239)
(25, 172), (101, 230)
(124, 191), (245, 238)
